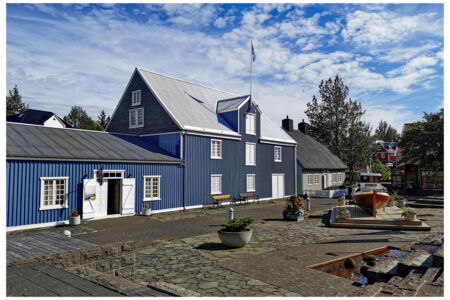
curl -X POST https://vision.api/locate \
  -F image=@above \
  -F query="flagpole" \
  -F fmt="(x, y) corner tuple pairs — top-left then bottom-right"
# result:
(250, 41), (253, 98)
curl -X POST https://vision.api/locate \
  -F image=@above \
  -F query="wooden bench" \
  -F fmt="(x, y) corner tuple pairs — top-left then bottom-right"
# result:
(211, 194), (233, 208)
(237, 193), (260, 204)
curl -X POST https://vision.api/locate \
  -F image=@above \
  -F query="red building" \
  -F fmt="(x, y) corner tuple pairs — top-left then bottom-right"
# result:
(375, 140), (398, 166)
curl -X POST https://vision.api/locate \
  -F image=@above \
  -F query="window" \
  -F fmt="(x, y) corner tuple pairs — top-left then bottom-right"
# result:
(274, 146), (282, 162)
(245, 143), (256, 166)
(211, 174), (222, 195)
(40, 177), (68, 210)
(245, 114), (256, 135)
(129, 108), (144, 128)
(307, 174), (313, 185)
(211, 139), (222, 159)
(381, 153), (385, 159)
(332, 173), (337, 183)
(101, 171), (124, 179)
(247, 174), (256, 192)
(144, 176), (161, 201)
(132, 90), (141, 106)
(337, 173), (343, 182)
(314, 174), (320, 184)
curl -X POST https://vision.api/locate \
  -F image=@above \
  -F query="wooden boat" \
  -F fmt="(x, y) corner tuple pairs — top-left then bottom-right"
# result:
(352, 172), (389, 217)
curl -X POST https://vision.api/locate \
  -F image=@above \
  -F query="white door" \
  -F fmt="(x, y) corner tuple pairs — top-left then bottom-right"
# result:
(83, 179), (108, 219)
(122, 178), (135, 215)
(272, 174), (285, 198)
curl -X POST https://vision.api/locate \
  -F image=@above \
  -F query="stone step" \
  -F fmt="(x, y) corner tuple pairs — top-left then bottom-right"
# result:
(432, 245), (444, 267)
(394, 269), (426, 296)
(407, 203), (444, 209)
(420, 267), (441, 283)
(407, 197), (444, 204)
(366, 256), (398, 284)
(397, 250), (432, 276)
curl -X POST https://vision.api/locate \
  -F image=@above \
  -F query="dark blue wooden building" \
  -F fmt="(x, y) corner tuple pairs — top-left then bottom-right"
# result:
(6, 68), (297, 230)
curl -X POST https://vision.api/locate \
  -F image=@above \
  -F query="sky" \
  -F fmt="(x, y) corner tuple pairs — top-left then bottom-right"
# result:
(6, 3), (444, 132)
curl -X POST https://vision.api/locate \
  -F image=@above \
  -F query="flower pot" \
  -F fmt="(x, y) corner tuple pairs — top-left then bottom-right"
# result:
(405, 214), (417, 221)
(218, 229), (253, 248)
(338, 200), (346, 206)
(284, 214), (304, 221)
(338, 213), (350, 220)
(142, 208), (152, 216)
(69, 215), (80, 226)
(387, 201), (396, 207)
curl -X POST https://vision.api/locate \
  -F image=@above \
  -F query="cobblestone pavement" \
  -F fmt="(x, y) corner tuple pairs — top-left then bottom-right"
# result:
(131, 204), (443, 296)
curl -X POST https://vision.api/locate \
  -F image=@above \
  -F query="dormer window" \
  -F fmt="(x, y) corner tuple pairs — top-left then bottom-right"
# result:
(132, 90), (141, 106)
(274, 146), (282, 162)
(246, 113), (256, 135)
(129, 108), (144, 128)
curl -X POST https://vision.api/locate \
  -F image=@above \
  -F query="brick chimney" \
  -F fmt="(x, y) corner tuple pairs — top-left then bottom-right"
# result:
(282, 115), (293, 132)
(298, 119), (310, 135)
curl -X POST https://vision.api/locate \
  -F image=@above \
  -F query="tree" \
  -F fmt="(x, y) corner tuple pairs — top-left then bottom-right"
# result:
(399, 109), (443, 169)
(63, 106), (103, 131)
(97, 110), (110, 129)
(374, 120), (400, 142)
(6, 85), (28, 115)
(371, 158), (391, 181)
(305, 75), (373, 177)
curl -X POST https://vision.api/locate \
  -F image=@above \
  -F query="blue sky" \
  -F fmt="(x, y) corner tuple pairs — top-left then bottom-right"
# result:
(6, 3), (443, 131)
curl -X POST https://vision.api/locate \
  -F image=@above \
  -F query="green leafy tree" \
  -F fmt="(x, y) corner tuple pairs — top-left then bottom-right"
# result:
(371, 158), (391, 180)
(97, 110), (110, 129)
(63, 106), (102, 131)
(399, 109), (443, 169)
(6, 85), (28, 115)
(374, 120), (400, 142)
(305, 75), (373, 178)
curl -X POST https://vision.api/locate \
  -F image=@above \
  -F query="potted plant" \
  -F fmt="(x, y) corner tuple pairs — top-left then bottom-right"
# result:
(337, 207), (351, 219)
(337, 196), (346, 206)
(387, 197), (397, 207)
(69, 210), (81, 226)
(401, 208), (417, 221)
(218, 217), (254, 248)
(142, 203), (151, 216)
(283, 195), (307, 221)
(391, 191), (407, 208)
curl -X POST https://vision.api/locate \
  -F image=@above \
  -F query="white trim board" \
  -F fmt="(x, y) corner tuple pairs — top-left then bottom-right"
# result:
(6, 220), (69, 232)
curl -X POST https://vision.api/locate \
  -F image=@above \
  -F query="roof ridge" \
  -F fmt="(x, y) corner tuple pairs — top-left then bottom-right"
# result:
(138, 67), (239, 98)
(6, 122), (137, 136)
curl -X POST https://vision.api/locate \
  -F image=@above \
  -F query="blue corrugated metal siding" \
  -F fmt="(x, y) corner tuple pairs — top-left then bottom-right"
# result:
(141, 133), (181, 158)
(219, 111), (238, 132)
(7, 160), (183, 227)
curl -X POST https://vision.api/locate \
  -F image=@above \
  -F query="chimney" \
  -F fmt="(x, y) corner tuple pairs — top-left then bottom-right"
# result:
(298, 119), (310, 135)
(282, 115), (293, 132)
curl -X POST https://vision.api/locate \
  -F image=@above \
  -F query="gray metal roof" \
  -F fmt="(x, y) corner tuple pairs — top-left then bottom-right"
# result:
(138, 68), (296, 144)
(7, 123), (181, 163)
(285, 129), (347, 170)
(217, 96), (249, 113)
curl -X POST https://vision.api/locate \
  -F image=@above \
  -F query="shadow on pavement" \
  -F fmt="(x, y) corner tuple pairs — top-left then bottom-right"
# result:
(195, 242), (230, 251)
(315, 238), (390, 244)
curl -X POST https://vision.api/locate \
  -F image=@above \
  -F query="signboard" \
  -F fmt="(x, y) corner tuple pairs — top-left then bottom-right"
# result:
(84, 184), (96, 201)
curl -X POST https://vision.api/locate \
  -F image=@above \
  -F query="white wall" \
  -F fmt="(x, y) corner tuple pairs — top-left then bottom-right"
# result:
(43, 116), (65, 128)
(302, 171), (345, 191)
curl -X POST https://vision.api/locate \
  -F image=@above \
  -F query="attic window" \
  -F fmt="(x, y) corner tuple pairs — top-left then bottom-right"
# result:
(274, 146), (282, 162)
(129, 108), (144, 128)
(246, 114), (256, 135)
(132, 90), (141, 106)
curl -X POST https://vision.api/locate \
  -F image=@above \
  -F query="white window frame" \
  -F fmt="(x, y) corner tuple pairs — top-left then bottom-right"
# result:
(381, 152), (385, 159)
(245, 142), (256, 166)
(143, 175), (161, 201)
(211, 174), (222, 195)
(246, 174), (256, 192)
(131, 90), (141, 106)
(210, 139), (222, 159)
(332, 173), (337, 183)
(314, 174), (320, 184)
(274, 146), (282, 162)
(245, 113), (256, 135)
(129, 107), (144, 128)
(39, 177), (69, 210)
(307, 174), (313, 185)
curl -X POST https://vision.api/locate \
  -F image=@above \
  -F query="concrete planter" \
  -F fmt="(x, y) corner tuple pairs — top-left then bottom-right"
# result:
(284, 214), (304, 221)
(218, 229), (253, 248)
(69, 215), (80, 226)
(387, 201), (396, 207)
(142, 208), (152, 216)
(338, 200), (346, 206)
(405, 214), (417, 221)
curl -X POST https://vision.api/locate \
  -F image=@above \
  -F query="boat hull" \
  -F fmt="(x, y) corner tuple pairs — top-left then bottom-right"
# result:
(353, 191), (390, 217)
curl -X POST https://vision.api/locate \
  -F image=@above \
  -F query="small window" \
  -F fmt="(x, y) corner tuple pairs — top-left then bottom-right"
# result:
(381, 153), (385, 159)
(40, 177), (68, 210)
(332, 173), (337, 183)
(245, 143), (256, 166)
(129, 108), (144, 128)
(274, 146), (282, 162)
(307, 174), (313, 185)
(211, 139), (222, 159)
(144, 176), (161, 201)
(211, 174), (222, 195)
(245, 114), (256, 135)
(314, 174), (320, 184)
(132, 90), (141, 106)
(246, 174), (256, 192)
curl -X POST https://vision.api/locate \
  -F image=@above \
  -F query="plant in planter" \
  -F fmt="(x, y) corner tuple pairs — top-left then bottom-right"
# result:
(391, 191), (407, 208)
(387, 197), (397, 207)
(337, 207), (351, 219)
(282, 195), (307, 221)
(337, 196), (346, 206)
(401, 207), (417, 221)
(142, 203), (151, 216)
(69, 210), (81, 226)
(218, 217), (254, 248)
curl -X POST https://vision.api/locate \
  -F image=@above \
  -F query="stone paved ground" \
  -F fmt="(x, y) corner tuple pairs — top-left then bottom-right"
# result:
(129, 201), (443, 296)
